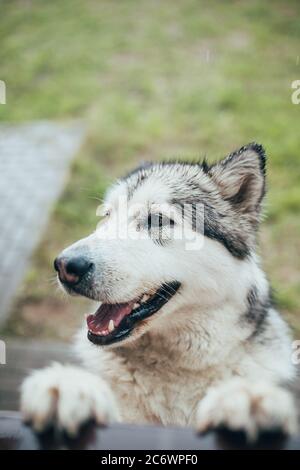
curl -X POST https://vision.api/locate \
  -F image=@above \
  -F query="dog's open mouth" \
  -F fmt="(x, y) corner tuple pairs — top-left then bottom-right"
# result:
(86, 281), (181, 346)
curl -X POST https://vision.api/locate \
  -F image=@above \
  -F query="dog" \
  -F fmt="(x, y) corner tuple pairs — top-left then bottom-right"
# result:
(21, 143), (297, 439)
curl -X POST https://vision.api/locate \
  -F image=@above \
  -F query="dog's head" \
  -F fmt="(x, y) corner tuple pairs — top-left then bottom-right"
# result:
(55, 143), (266, 347)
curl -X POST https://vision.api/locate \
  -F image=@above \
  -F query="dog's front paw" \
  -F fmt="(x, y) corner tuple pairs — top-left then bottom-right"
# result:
(21, 363), (119, 435)
(196, 378), (297, 440)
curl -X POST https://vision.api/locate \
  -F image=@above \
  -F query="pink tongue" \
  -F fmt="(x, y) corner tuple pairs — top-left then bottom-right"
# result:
(86, 302), (134, 334)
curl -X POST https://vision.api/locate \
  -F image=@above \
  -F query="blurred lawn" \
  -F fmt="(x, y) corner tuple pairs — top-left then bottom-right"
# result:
(0, 0), (299, 338)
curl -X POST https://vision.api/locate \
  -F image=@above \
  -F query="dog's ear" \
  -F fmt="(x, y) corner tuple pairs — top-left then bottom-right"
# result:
(208, 143), (266, 215)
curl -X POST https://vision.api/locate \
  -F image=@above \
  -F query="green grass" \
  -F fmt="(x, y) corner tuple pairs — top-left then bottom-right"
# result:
(1, 0), (299, 338)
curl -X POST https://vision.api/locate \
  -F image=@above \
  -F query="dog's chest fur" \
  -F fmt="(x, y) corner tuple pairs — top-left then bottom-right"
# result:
(112, 349), (208, 425)
(78, 329), (230, 426)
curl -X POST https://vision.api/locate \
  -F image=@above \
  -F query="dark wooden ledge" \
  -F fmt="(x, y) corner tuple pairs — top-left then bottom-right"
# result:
(1, 411), (300, 450)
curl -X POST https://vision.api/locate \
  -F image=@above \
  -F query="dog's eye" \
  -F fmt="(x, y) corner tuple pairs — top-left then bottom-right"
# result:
(147, 213), (175, 230)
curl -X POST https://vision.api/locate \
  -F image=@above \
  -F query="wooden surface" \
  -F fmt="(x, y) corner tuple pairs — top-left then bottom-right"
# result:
(1, 411), (300, 450)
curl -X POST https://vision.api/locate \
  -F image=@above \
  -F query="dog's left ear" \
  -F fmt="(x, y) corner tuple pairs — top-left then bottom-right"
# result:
(209, 143), (266, 215)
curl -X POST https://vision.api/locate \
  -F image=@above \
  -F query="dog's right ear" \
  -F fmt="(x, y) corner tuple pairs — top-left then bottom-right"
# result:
(208, 143), (266, 217)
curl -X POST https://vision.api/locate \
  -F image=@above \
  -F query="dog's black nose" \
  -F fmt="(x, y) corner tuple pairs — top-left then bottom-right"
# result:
(54, 255), (93, 285)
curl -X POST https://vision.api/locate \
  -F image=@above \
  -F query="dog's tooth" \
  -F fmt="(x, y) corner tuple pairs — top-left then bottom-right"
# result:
(133, 303), (139, 309)
(108, 319), (115, 333)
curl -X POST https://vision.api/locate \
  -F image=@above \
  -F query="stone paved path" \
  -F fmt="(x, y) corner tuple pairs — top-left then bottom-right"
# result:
(0, 121), (85, 324)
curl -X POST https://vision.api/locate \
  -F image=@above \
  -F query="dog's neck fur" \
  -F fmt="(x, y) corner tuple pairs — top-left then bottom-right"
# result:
(107, 254), (269, 374)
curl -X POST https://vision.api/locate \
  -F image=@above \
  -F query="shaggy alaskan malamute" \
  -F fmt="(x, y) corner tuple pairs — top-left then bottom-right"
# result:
(21, 143), (297, 438)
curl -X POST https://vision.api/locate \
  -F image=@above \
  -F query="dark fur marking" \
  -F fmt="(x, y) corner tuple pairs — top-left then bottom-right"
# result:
(245, 286), (270, 339)
(172, 199), (250, 259)
(203, 204), (249, 258)
(122, 142), (267, 258)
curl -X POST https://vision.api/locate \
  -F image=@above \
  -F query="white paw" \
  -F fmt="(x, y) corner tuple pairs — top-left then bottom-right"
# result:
(21, 363), (119, 435)
(196, 378), (298, 440)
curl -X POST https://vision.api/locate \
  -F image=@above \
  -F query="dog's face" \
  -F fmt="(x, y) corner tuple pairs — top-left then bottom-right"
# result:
(55, 143), (266, 347)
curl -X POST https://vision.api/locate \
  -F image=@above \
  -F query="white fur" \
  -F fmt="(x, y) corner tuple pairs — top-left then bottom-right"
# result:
(21, 363), (119, 435)
(196, 378), (297, 440)
(21, 155), (297, 437)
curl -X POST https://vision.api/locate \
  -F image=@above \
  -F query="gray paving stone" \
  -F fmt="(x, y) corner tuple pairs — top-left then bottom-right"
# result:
(0, 121), (85, 324)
